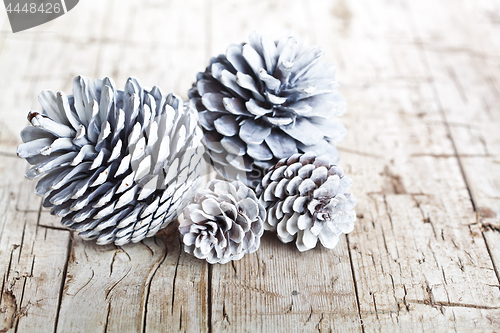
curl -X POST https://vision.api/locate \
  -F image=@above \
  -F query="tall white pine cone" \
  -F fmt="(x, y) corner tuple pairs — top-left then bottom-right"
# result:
(17, 76), (205, 245)
(189, 31), (347, 188)
(256, 152), (357, 252)
(179, 179), (265, 264)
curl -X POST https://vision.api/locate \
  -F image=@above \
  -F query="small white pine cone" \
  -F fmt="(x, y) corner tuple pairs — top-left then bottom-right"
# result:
(179, 179), (265, 264)
(256, 152), (357, 252)
(17, 76), (205, 245)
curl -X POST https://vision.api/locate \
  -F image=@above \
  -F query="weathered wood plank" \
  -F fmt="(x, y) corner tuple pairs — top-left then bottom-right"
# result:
(46, 1), (211, 332)
(211, 234), (360, 332)
(207, 1), (361, 332)
(407, 0), (500, 304)
(308, 0), (500, 331)
(0, 160), (40, 333)
(144, 225), (209, 333)
(56, 235), (164, 332)
(16, 216), (71, 333)
(0, 157), (71, 333)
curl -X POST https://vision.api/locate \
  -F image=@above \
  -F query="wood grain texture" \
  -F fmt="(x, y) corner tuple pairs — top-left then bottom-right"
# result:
(0, 0), (499, 332)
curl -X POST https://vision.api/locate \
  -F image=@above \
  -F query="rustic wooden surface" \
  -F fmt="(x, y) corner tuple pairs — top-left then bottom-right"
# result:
(0, 0), (499, 332)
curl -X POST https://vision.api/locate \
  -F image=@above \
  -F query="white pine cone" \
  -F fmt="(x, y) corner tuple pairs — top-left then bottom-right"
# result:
(17, 76), (205, 245)
(189, 31), (347, 188)
(179, 179), (265, 264)
(256, 152), (357, 252)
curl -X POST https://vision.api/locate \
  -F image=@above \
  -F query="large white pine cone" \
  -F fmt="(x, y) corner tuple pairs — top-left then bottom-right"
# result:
(256, 152), (357, 252)
(179, 179), (265, 264)
(189, 31), (347, 188)
(17, 76), (205, 245)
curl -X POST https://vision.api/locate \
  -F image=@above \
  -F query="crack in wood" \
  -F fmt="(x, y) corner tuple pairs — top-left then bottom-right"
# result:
(141, 237), (168, 333)
(69, 270), (94, 298)
(346, 235), (365, 333)
(402, 285), (410, 312)
(103, 302), (111, 333)
(382, 166), (407, 195)
(284, 299), (293, 314)
(316, 313), (324, 333)
(407, 299), (500, 310)
(412, 195), (438, 238)
(221, 301), (230, 324)
(305, 306), (313, 323)
(140, 241), (155, 258)
(372, 293), (378, 320)
(17, 219), (28, 265)
(482, 231), (500, 291)
(12, 265), (30, 333)
(171, 235), (182, 315)
(104, 268), (131, 300)
(255, 253), (261, 276)
(37, 225), (70, 232)
(230, 261), (237, 277)
(53, 233), (73, 333)
(178, 305), (182, 331)
(207, 263), (212, 333)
